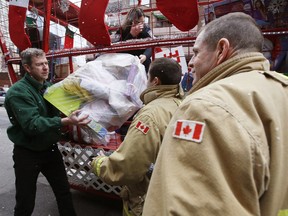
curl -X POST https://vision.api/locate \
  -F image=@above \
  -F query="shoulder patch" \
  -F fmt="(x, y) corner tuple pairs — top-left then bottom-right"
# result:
(173, 120), (205, 143)
(135, 121), (150, 134)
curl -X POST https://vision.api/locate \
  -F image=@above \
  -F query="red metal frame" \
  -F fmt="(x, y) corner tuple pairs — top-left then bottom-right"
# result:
(42, 0), (52, 53)
(0, 29), (18, 83)
(69, 184), (122, 200)
(6, 36), (196, 64)
(3, 0), (197, 85)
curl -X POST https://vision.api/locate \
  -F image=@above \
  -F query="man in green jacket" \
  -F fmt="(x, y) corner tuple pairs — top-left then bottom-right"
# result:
(5, 48), (90, 216)
(91, 57), (183, 216)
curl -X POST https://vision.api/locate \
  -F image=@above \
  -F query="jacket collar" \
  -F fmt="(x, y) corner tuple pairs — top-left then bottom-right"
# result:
(190, 52), (270, 94)
(24, 73), (49, 93)
(140, 84), (184, 105)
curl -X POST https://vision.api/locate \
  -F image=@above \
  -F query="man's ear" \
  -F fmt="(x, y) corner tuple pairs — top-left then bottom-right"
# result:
(23, 64), (31, 73)
(215, 38), (231, 65)
(154, 76), (161, 86)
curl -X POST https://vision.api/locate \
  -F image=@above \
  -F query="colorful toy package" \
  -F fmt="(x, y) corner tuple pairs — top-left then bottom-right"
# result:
(44, 53), (147, 145)
(204, 0), (288, 30)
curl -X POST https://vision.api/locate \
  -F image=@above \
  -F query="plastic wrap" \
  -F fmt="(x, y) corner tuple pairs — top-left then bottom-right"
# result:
(44, 53), (147, 145)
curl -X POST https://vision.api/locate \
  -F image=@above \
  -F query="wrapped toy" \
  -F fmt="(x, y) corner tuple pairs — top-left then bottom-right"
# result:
(44, 53), (147, 145)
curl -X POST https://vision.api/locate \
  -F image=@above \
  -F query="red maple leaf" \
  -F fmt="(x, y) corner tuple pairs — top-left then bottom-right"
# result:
(183, 125), (192, 135)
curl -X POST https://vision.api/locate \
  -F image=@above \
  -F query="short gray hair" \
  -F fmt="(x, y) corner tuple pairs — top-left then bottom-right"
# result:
(20, 48), (46, 66)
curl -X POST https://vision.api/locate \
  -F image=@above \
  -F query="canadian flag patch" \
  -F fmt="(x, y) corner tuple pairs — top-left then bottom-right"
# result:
(173, 120), (205, 142)
(135, 121), (150, 134)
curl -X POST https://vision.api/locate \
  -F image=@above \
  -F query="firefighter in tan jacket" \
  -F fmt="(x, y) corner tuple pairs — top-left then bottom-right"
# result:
(143, 13), (288, 216)
(90, 57), (183, 216)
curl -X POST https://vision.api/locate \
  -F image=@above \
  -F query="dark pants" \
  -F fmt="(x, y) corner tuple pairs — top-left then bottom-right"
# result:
(13, 145), (76, 216)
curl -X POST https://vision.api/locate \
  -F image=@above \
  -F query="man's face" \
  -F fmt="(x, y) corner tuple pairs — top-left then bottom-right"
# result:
(188, 31), (218, 85)
(25, 56), (49, 83)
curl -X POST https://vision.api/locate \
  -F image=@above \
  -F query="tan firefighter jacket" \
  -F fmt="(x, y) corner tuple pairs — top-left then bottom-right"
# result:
(91, 84), (183, 216)
(143, 52), (288, 216)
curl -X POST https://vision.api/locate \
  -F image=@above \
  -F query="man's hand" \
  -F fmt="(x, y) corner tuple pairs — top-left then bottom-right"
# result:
(88, 149), (108, 167)
(61, 110), (91, 126)
(89, 151), (108, 176)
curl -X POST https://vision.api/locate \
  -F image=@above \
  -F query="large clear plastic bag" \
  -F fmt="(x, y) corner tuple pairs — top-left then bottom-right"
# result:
(44, 53), (147, 145)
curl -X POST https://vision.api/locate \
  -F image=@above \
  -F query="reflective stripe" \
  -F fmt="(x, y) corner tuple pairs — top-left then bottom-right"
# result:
(278, 209), (288, 216)
(95, 156), (106, 176)
(123, 203), (132, 216)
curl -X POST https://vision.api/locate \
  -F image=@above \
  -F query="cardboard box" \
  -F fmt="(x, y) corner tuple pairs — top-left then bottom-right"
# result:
(54, 63), (78, 78)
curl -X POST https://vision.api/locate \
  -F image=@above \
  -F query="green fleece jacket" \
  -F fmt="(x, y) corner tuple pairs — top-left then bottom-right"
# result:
(5, 73), (62, 151)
